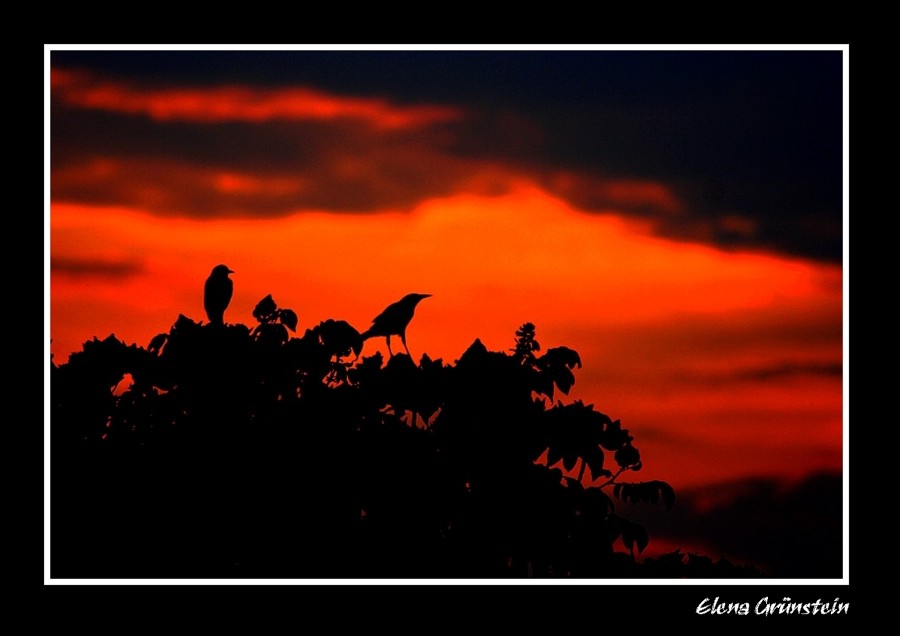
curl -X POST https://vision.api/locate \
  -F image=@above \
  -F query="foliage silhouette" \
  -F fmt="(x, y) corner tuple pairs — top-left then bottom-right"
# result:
(50, 293), (757, 578)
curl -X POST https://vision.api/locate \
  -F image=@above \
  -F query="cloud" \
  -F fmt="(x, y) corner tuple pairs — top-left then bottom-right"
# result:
(51, 257), (144, 279)
(648, 361), (844, 387)
(52, 68), (463, 129)
(732, 361), (843, 381)
(50, 55), (844, 262)
(51, 135), (500, 218)
(52, 107), (684, 220)
(541, 170), (685, 216)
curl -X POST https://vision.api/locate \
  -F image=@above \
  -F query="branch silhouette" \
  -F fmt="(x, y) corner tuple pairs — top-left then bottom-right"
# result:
(50, 276), (759, 578)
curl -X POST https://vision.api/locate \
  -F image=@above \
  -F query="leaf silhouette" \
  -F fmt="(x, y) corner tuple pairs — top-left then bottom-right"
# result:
(598, 419), (630, 451)
(542, 346), (582, 369)
(253, 294), (278, 322)
(148, 332), (168, 354)
(623, 519), (649, 554)
(546, 446), (564, 467)
(279, 309), (299, 332)
(553, 366), (576, 395)
(660, 481), (676, 511)
(584, 446), (606, 478)
(587, 488), (615, 514)
(533, 373), (555, 399)
(614, 443), (640, 468)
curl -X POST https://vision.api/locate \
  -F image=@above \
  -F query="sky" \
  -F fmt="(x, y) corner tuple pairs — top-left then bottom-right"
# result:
(47, 46), (846, 502)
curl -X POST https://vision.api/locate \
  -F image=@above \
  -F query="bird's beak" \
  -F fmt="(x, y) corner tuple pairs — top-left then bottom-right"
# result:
(228, 269), (235, 273)
(421, 294), (432, 298)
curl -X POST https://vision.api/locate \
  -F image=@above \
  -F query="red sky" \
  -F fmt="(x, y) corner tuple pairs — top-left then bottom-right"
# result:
(48, 49), (845, 491)
(50, 189), (843, 488)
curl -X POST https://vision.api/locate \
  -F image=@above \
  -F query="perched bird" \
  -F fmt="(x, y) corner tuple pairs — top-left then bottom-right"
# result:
(204, 264), (234, 325)
(360, 293), (431, 357)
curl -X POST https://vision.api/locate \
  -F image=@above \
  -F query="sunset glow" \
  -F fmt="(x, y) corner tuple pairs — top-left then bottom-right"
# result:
(49, 48), (845, 497)
(51, 182), (842, 487)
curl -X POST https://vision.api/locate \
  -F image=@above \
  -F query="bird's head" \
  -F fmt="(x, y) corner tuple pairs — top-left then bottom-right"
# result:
(212, 264), (234, 276)
(403, 293), (431, 306)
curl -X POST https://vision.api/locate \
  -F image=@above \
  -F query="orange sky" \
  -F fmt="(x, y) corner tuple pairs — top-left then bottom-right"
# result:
(48, 50), (845, 496)
(50, 183), (843, 488)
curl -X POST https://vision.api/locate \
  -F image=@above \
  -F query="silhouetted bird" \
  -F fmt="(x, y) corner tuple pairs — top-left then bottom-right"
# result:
(360, 293), (431, 357)
(204, 264), (234, 325)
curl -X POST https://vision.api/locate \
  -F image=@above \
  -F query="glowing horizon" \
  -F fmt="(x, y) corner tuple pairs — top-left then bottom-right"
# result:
(48, 48), (845, 498)
(51, 183), (842, 488)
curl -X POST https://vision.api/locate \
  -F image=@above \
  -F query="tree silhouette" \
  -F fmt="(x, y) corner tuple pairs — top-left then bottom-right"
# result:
(50, 294), (758, 578)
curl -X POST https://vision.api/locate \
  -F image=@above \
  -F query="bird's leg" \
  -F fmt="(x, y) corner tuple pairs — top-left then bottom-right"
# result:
(386, 335), (393, 357)
(401, 332), (411, 358)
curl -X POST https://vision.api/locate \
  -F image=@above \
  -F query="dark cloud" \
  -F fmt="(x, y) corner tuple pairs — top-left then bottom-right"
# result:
(51, 257), (144, 279)
(50, 50), (844, 262)
(51, 112), (485, 216)
(733, 361), (843, 381)
(662, 361), (844, 387)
